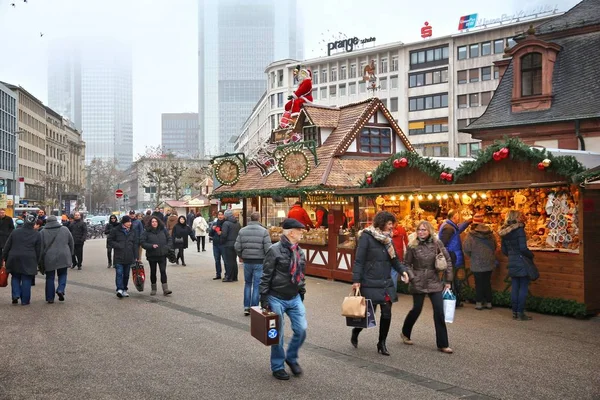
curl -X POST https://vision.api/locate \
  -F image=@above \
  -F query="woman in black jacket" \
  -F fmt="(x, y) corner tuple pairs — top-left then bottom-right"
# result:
(499, 210), (534, 321)
(104, 215), (119, 268)
(172, 216), (195, 266)
(140, 216), (172, 296)
(352, 211), (411, 356)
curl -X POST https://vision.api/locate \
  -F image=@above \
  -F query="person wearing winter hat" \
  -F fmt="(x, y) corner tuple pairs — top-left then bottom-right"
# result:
(463, 215), (497, 310)
(40, 216), (74, 303)
(108, 215), (139, 298)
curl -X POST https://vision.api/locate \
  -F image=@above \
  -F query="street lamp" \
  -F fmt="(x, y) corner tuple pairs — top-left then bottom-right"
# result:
(13, 130), (25, 212)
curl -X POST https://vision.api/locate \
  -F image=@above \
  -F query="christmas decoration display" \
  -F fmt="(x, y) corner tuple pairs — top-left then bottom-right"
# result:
(393, 159), (402, 168)
(542, 158), (551, 168)
(499, 147), (509, 159)
(282, 65), (313, 124)
(214, 159), (240, 186)
(277, 148), (311, 183)
(538, 162), (546, 170)
(493, 151), (502, 161)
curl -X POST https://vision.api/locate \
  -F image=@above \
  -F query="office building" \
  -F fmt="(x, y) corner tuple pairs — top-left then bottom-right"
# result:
(162, 113), (200, 158)
(0, 82), (18, 199)
(198, 0), (304, 157)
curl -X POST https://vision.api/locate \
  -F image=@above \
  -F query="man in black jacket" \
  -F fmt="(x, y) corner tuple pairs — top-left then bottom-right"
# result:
(0, 208), (15, 254)
(208, 211), (225, 280)
(220, 209), (241, 282)
(108, 215), (138, 298)
(68, 211), (87, 270)
(259, 218), (307, 381)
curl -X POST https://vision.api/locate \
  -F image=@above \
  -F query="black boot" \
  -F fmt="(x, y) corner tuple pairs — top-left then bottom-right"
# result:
(377, 318), (391, 356)
(350, 328), (361, 348)
(518, 312), (532, 321)
(512, 312), (518, 320)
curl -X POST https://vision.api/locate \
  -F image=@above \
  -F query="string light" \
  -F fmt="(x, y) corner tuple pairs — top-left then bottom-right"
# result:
(399, 195), (405, 201)
(442, 194), (448, 200)
(481, 193), (487, 199)
(436, 194), (442, 200)
(453, 194), (459, 200)
(417, 194), (423, 200)
(390, 195), (396, 201)
(427, 194), (433, 200)
(408, 195), (414, 201)
(471, 193), (478, 199)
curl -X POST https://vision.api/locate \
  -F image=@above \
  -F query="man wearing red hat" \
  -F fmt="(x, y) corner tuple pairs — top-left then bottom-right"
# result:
(283, 66), (313, 117)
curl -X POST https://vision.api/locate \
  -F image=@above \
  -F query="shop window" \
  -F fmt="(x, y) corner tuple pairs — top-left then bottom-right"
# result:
(482, 66), (492, 81)
(494, 39), (504, 54)
(521, 53), (542, 96)
(469, 68), (479, 83)
(481, 91), (492, 106)
(458, 95), (467, 108)
(359, 127), (392, 154)
(457, 46), (467, 60)
(457, 70), (467, 84)
(481, 41), (491, 56)
(470, 93), (479, 107)
(469, 44), (479, 58)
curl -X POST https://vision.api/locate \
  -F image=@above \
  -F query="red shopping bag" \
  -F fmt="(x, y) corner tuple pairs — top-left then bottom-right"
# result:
(131, 261), (145, 292)
(0, 266), (8, 287)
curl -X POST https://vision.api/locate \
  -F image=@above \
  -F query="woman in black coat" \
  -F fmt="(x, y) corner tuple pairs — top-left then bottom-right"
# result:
(499, 210), (534, 321)
(104, 215), (119, 268)
(2, 215), (41, 305)
(140, 216), (173, 296)
(172, 216), (195, 266)
(352, 211), (411, 356)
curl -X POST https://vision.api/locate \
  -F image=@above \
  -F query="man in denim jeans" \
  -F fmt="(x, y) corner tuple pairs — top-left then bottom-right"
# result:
(235, 212), (272, 316)
(259, 218), (307, 381)
(108, 215), (139, 298)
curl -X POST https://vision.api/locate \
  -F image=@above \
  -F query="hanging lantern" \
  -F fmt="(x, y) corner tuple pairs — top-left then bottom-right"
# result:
(493, 151), (502, 161)
(499, 147), (510, 159)
(542, 158), (551, 168)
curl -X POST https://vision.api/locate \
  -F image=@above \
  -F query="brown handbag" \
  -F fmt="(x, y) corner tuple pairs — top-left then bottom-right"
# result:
(341, 288), (366, 318)
(435, 242), (448, 272)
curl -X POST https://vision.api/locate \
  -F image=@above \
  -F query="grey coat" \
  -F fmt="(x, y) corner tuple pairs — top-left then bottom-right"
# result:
(234, 221), (272, 264)
(463, 224), (497, 273)
(40, 219), (75, 271)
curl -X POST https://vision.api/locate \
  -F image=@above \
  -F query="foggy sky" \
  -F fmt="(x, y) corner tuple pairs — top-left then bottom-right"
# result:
(0, 0), (579, 159)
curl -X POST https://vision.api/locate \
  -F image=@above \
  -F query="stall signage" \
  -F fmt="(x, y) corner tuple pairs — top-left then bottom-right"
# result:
(458, 4), (559, 30)
(220, 197), (240, 204)
(327, 36), (376, 56)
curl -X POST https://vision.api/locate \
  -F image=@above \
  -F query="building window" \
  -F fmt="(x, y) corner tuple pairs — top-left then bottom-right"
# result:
(408, 119), (449, 135)
(329, 85), (337, 97)
(481, 91), (492, 106)
(277, 92), (283, 108)
(359, 81), (366, 93)
(481, 41), (491, 56)
(350, 64), (357, 78)
(270, 94), (276, 109)
(270, 115), (276, 130)
(303, 125), (321, 145)
(507, 37), (517, 49)
(359, 127), (392, 154)
(521, 53), (542, 96)
(494, 39), (504, 54)
(330, 67), (337, 82)
(469, 68), (479, 83)
(380, 78), (387, 90)
(469, 93), (479, 107)
(380, 98), (387, 108)
(409, 93), (448, 111)
(320, 87), (327, 99)
(494, 66), (500, 79)
(409, 68), (448, 88)
(423, 143), (448, 157)
(390, 75), (398, 89)
(312, 88), (318, 100)
(339, 84), (346, 96)
(380, 58), (388, 73)
(457, 119), (469, 130)
(340, 65), (347, 80)
(410, 45), (449, 67)
(270, 72), (276, 88)
(469, 44), (479, 58)
(457, 70), (467, 84)
(482, 66), (492, 81)
(470, 142), (481, 156)
(313, 71), (319, 85)
(458, 143), (468, 157)
(458, 95), (467, 108)
(457, 46), (467, 60)
(277, 70), (284, 87)
(349, 82), (356, 95)
(390, 97), (398, 112)
(391, 56), (399, 71)
(321, 70), (328, 83)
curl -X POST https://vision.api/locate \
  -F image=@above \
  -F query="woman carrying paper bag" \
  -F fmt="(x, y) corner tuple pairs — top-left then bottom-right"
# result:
(351, 211), (411, 356)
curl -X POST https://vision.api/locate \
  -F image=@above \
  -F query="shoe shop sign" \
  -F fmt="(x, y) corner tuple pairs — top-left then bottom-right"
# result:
(328, 36), (376, 56)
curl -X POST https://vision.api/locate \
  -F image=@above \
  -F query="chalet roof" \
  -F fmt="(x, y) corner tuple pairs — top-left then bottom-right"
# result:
(536, 0), (600, 36)
(461, 30), (600, 133)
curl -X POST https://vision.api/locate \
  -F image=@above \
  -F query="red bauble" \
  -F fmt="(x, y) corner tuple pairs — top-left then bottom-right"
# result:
(499, 147), (509, 159)
(493, 151), (502, 161)
(440, 172), (448, 180)
(393, 159), (402, 169)
(366, 176), (373, 185)
(399, 157), (408, 167)
(446, 173), (453, 181)
(537, 162), (545, 170)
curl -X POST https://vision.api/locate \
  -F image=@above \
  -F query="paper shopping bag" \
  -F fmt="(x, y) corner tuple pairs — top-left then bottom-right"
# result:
(345, 299), (377, 329)
(443, 288), (456, 323)
(341, 289), (366, 318)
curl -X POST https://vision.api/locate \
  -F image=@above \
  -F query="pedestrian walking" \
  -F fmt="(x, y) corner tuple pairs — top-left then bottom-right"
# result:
(140, 216), (172, 296)
(2, 214), (41, 305)
(39, 216), (74, 304)
(401, 220), (454, 354)
(351, 211), (411, 356)
(108, 215), (139, 298)
(187, 209), (196, 228)
(152, 207), (164, 222)
(499, 210), (534, 321)
(234, 212), (271, 315)
(259, 218), (307, 380)
(463, 214), (497, 310)
(68, 211), (86, 270)
(166, 210), (178, 235)
(192, 212), (208, 252)
(0, 208), (15, 254)
(104, 215), (119, 268)
(172, 216), (195, 266)
(37, 209), (47, 226)
(131, 211), (145, 259)
(208, 211), (225, 279)
(439, 209), (472, 306)
(143, 210), (152, 227)
(220, 209), (241, 282)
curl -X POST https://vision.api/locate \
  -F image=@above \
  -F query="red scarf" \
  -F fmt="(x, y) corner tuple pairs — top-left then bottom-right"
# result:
(280, 234), (303, 284)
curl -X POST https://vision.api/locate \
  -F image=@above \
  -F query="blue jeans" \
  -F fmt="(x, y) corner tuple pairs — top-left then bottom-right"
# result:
(115, 264), (132, 292)
(11, 273), (34, 305)
(268, 295), (307, 372)
(45, 268), (68, 301)
(511, 276), (529, 313)
(212, 244), (223, 277)
(390, 269), (398, 291)
(243, 263), (263, 308)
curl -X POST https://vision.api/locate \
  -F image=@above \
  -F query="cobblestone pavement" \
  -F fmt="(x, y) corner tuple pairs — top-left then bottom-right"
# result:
(1, 239), (599, 400)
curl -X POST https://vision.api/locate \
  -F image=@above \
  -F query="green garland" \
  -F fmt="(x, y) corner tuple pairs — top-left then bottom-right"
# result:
(210, 185), (324, 200)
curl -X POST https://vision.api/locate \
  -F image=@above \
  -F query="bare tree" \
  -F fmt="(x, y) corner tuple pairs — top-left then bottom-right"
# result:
(86, 158), (125, 213)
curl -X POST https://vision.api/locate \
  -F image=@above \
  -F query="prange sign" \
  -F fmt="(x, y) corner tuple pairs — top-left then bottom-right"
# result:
(327, 36), (376, 56)
(458, 4), (559, 30)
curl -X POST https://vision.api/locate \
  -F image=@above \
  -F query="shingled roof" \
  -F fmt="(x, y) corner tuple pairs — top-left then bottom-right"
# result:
(461, 30), (600, 133)
(213, 98), (413, 196)
(536, 0), (600, 36)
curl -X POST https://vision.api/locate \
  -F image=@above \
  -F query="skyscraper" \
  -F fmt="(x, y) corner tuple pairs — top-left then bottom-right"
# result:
(161, 113), (200, 157)
(48, 38), (133, 169)
(198, 0), (303, 157)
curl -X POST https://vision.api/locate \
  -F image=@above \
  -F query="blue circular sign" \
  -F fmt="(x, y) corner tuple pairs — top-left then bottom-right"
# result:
(268, 329), (278, 339)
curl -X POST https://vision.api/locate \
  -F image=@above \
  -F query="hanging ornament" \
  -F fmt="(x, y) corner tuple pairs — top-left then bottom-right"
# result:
(493, 151), (502, 161)
(446, 173), (453, 182)
(499, 147), (509, 159)
(399, 157), (408, 167)
(366, 176), (373, 185)
(393, 159), (402, 169)
(542, 158), (551, 168)
(440, 172), (448, 180)
(537, 162), (546, 171)
(366, 171), (372, 177)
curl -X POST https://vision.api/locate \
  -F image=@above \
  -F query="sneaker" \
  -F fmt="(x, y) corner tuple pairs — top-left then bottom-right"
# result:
(244, 308), (250, 316)
(272, 369), (290, 380)
(123, 291), (130, 298)
(107, 263), (112, 268)
(117, 290), (124, 298)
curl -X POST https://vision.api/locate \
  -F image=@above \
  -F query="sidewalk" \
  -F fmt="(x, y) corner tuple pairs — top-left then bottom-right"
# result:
(0, 239), (598, 400)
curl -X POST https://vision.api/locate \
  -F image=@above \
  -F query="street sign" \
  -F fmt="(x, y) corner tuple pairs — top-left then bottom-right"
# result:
(115, 189), (124, 199)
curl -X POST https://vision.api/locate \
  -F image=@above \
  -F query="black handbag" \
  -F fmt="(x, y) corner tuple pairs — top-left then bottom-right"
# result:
(167, 249), (177, 264)
(520, 255), (539, 281)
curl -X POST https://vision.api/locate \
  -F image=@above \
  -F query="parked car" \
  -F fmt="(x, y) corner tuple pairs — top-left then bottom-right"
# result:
(87, 215), (109, 226)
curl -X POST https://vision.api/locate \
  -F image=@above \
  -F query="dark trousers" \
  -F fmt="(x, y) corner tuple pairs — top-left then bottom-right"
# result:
(11, 273), (34, 304)
(176, 248), (185, 264)
(453, 267), (463, 304)
(222, 245), (238, 281)
(212, 243), (223, 278)
(196, 236), (206, 251)
(473, 271), (493, 304)
(107, 248), (114, 265)
(72, 243), (84, 267)
(402, 291), (449, 349)
(148, 258), (168, 284)
(352, 301), (392, 342)
(511, 276), (529, 313)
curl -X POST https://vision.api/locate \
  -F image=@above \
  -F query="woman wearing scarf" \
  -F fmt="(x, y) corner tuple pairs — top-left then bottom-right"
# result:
(104, 215), (120, 268)
(259, 218), (307, 381)
(401, 220), (454, 354)
(351, 211), (412, 356)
